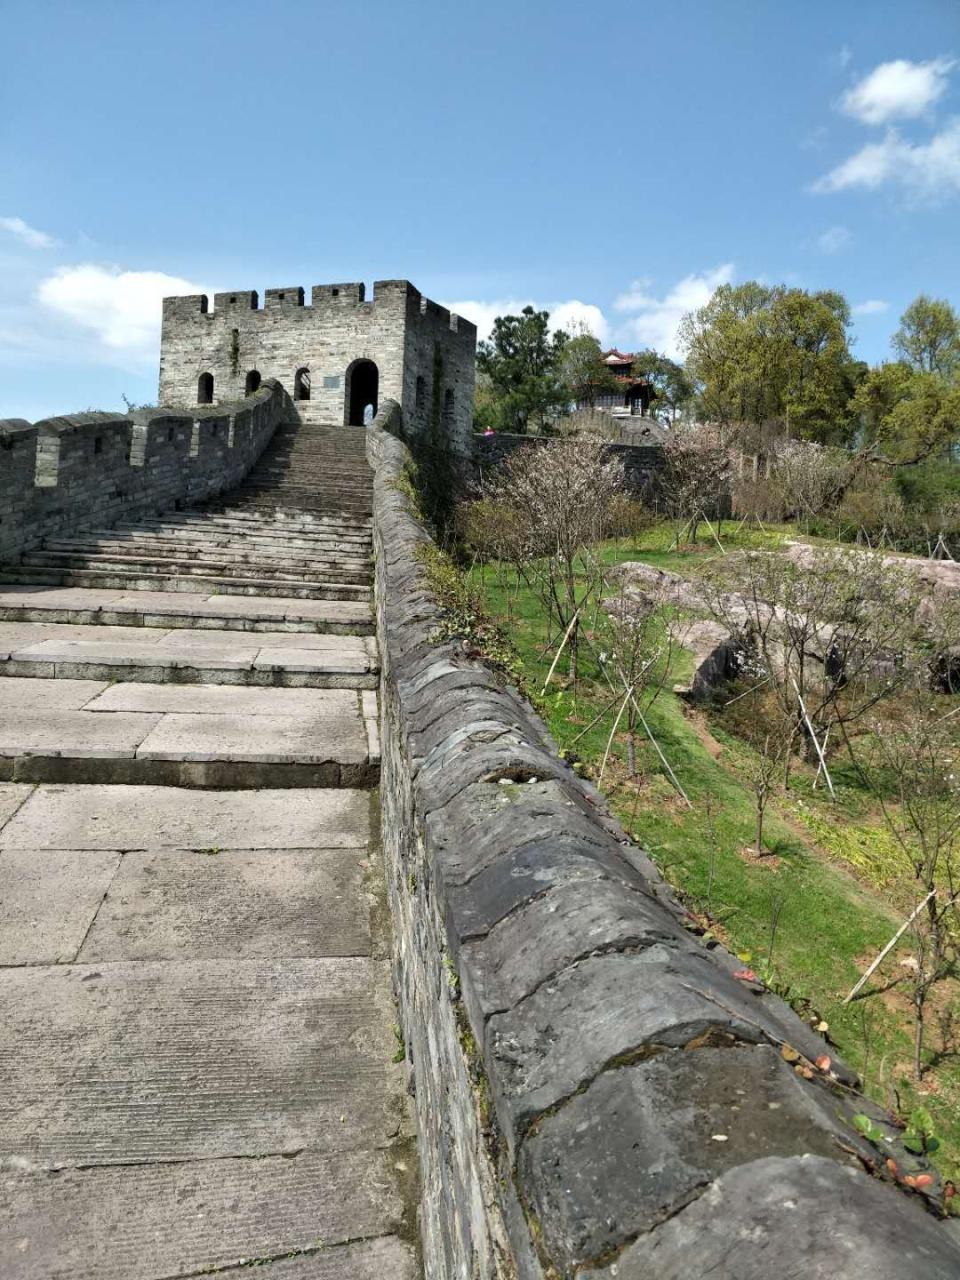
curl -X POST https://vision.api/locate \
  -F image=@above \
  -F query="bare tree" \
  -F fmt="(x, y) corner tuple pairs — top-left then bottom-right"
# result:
(741, 697), (794, 856)
(483, 437), (625, 681)
(701, 546), (924, 783)
(660, 423), (733, 545)
(597, 578), (679, 775)
(860, 689), (960, 1079)
(765, 439), (850, 530)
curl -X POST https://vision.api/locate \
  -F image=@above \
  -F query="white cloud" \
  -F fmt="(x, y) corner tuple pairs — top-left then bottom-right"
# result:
(37, 264), (207, 358)
(0, 215), (58, 249)
(544, 300), (609, 342)
(612, 264), (735, 358)
(445, 297), (609, 343)
(813, 117), (960, 200)
(817, 225), (852, 253)
(840, 57), (955, 125)
(852, 299), (890, 315)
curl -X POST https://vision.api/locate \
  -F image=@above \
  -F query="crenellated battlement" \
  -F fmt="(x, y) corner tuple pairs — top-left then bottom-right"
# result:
(161, 280), (476, 331)
(158, 278), (476, 449)
(0, 381), (288, 562)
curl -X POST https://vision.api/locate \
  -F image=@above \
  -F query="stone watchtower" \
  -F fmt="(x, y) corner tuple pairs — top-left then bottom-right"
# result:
(158, 279), (477, 453)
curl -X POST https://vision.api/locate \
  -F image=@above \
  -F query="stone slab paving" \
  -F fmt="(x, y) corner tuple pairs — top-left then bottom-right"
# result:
(0, 848), (123, 964)
(0, 707), (161, 757)
(0, 784), (370, 848)
(0, 677), (108, 710)
(1, 957), (399, 1163)
(0, 567), (372, 603)
(136, 711), (367, 764)
(1, 1153), (416, 1280)
(76, 848), (374, 962)
(0, 622), (374, 659)
(85, 682), (360, 715)
(1, 495), (416, 1278)
(0, 633), (378, 689)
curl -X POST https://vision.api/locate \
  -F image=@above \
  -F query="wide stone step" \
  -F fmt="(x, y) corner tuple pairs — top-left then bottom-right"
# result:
(235, 489), (373, 504)
(23, 550), (374, 586)
(109, 523), (373, 553)
(1, 1161), (417, 1280)
(0, 677), (379, 787)
(217, 489), (373, 505)
(39, 540), (373, 575)
(0, 584), (374, 632)
(0, 622), (378, 690)
(256, 468), (371, 480)
(208, 507), (372, 531)
(45, 529), (372, 556)
(249, 464), (371, 479)
(227, 495), (374, 514)
(233, 483), (374, 500)
(0, 566), (371, 601)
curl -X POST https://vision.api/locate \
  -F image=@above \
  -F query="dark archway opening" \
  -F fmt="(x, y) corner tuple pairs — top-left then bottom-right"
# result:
(245, 370), (261, 395)
(347, 359), (379, 426)
(294, 367), (311, 401)
(198, 372), (214, 405)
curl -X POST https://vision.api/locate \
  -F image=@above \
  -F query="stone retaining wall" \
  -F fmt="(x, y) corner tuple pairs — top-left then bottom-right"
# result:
(367, 399), (960, 1278)
(474, 431), (665, 496)
(0, 380), (288, 562)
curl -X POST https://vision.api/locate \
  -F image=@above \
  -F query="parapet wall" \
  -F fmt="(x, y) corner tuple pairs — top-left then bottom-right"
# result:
(0, 380), (288, 562)
(367, 401), (960, 1278)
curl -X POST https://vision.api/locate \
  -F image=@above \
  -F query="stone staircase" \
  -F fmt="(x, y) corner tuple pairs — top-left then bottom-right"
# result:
(0, 420), (419, 1278)
(216, 420), (374, 519)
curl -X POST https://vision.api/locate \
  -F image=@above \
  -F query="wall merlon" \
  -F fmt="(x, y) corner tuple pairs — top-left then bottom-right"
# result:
(417, 297), (449, 325)
(311, 282), (366, 305)
(213, 289), (259, 312)
(264, 287), (305, 309)
(162, 294), (209, 319)
(372, 278), (412, 299)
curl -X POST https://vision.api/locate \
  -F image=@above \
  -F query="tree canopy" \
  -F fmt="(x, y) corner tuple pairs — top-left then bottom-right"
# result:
(678, 283), (863, 445)
(472, 289), (958, 467)
(558, 331), (619, 408)
(893, 295), (960, 378)
(630, 349), (693, 421)
(476, 306), (569, 434)
(852, 362), (960, 465)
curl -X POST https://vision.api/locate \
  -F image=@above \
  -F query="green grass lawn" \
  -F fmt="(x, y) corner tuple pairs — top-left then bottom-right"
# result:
(467, 518), (960, 1184)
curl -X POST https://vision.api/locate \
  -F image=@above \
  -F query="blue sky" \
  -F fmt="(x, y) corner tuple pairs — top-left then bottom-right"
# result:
(1, 0), (958, 420)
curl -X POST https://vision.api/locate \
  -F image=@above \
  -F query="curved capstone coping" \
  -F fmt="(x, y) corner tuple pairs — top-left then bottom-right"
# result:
(0, 380), (290, 562)
(366, 400), (960, 1279)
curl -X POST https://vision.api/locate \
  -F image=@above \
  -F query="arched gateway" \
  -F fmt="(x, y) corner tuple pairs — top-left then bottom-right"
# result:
(345, 359), (378, 426)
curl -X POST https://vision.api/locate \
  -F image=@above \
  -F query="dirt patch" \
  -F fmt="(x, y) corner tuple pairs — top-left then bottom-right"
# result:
(682, 706), (725, 759)
(737, 843), (783, 870)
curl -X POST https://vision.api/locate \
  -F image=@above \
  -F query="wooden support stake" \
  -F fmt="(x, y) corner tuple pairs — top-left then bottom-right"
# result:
(599, 686), (634, 784)
(844, 890), (936, 1004)
(540, 607), (581, 695)
(791, 676), (836, 801)
(617, 677), (693, 808)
